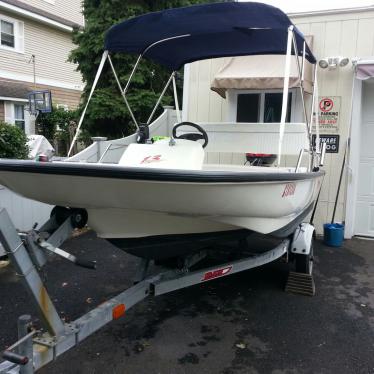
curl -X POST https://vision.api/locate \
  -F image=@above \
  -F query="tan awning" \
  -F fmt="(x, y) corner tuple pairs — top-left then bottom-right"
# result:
(211, 36), (314, 98)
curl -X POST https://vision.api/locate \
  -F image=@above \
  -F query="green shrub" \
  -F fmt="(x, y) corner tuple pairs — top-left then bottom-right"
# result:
(36, 107), (78, 156)
(0, 121), (29, 159)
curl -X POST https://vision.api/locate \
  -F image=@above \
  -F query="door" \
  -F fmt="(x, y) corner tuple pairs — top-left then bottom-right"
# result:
(354, 81), (374, 236)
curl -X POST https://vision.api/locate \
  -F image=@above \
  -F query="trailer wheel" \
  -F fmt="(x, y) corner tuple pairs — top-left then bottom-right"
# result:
(50, 206), (71, 225)
(70, 209), (88, 229)
(295, 242), (314, 275)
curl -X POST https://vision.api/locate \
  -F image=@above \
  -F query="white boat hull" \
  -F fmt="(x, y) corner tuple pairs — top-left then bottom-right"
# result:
(0, 162), (323, 240)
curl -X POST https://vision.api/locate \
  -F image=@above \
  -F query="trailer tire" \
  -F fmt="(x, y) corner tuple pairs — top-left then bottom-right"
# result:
(295, 242), (314, 275)
(70, 209), (88, 229)
(50, 206), (71, 225)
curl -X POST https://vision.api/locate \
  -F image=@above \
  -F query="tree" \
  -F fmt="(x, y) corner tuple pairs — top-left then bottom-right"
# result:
(0, 122), (29, 159)
(69, 0), (212, 142)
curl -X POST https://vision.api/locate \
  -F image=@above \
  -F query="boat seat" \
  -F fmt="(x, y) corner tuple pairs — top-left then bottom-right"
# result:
(118, 139), (205, 170)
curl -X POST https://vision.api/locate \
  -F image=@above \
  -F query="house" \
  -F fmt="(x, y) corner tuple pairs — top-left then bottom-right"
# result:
(182, 5), (374, 239)
(0, 0), (83, 135)
(0, 0), (84, 255)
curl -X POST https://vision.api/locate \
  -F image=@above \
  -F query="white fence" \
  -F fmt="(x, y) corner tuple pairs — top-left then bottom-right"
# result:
(0, 185), (52, 256)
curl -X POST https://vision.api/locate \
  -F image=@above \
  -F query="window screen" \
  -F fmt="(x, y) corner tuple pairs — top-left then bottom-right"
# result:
(14, 104), (25, 131)
(236, 94), (260, 122)
(1, 20), (15, 48)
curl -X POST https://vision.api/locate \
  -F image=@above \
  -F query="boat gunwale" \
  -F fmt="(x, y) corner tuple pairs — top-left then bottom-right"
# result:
(0, 160), (325, 183)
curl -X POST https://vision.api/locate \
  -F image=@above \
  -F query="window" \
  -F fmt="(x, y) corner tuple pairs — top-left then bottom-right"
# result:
(4, 101), (30, 134)
(237, 94), (260, 122)
(1, 20), (14, 48)
(263, 93), (291, 123)
(235, 91), (293, 123)
(0, 15), (24, 53)
(56, 104), (69, 111)
(14, 104), (25, 131)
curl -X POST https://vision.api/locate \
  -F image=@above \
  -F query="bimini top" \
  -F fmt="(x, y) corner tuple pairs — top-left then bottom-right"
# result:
(104, 2), (316, 71)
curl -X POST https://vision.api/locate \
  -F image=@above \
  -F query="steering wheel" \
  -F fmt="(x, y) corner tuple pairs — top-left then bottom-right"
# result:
(172, 122), (209, 148)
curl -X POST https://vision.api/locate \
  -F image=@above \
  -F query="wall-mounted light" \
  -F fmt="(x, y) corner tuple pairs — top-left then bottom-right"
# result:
(319, 59), (329, 69)
(319, 57), (350, 70)
(339, 57), (349, 67)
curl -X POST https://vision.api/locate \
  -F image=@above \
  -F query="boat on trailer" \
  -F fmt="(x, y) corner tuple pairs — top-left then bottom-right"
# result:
(0, 2), (325, 260)
(0, 3), (326, 372)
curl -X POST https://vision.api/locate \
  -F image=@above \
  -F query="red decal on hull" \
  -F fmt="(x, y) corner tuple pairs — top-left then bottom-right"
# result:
(282, 183), (296, 197)
(141, 155), (162, 164)
(202, 266), (233, 281)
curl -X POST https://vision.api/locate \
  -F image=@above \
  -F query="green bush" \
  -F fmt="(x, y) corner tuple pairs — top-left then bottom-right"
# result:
(0, 121), (29, 159)
(36, 107), (78, 155)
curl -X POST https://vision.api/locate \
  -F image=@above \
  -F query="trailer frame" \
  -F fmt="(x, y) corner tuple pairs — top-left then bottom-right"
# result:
(0, 207), (313, 373)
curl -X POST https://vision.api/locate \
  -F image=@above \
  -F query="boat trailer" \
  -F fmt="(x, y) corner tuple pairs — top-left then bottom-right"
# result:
(0, 207), (315, 373)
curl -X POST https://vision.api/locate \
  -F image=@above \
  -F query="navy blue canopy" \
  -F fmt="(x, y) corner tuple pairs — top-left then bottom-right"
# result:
(105, 2), (316, 71)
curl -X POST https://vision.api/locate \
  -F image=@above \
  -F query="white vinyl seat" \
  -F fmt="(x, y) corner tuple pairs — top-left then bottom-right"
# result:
(118, 139), (205, 170)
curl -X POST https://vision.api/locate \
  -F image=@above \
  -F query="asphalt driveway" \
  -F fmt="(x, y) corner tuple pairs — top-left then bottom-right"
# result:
(0, 232), (373, 374)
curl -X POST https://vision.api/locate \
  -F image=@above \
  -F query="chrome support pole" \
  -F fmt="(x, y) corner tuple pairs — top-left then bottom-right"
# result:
(108, 54), (139, 129)
(310, 73), (315, 133)
(147, 72), (175, 125)
(295, 148), (309, 173)
(123, 55), (142, 95)
(68, 50), (108, 157)
(301, 41), (306, 82)
(320, 142), (327, 166)
(292, 33), (310, 137)
(278, 26), (293, 167)
(311, 67), (320, 170)
(310, 65), (318, 136)
(172, 74), (182, 123)
(142, 34), (190, 55)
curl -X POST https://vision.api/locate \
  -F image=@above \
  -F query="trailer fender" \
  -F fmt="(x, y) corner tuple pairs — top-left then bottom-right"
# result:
(290, 223), (314, 255)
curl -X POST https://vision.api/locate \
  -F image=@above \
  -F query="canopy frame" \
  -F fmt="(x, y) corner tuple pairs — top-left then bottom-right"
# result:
(108, 54), (139, 130)
(68, 51), (181, 156)
(68, 5), (320, 167)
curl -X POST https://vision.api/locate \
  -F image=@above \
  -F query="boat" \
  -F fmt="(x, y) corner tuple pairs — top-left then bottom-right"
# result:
(0, 2), (325, 260)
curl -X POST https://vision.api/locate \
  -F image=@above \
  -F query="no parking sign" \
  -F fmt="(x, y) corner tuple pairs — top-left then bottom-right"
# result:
(313, 96), (341, 134)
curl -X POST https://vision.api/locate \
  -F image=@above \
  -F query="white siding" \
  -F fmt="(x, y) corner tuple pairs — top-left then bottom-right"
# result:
(293, 10), (374, 233)
(17, 0), (84, 26)
(184, 8), (374, 234)
(187, 58), (228, 123)
(0, 10), (82, 88)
